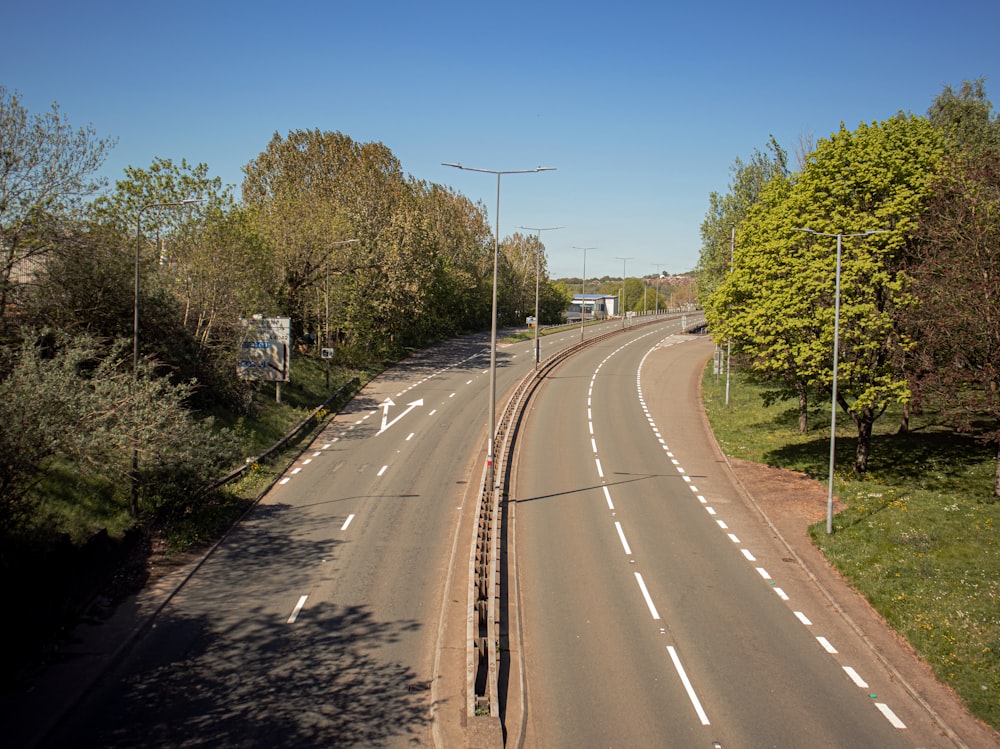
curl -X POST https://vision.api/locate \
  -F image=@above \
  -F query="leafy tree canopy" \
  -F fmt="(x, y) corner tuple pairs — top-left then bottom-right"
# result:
(927, 77), (1000, 155)
(707, 115), (944, 473)
(0, 86), (116, 320)
(696, 136), (788, 303)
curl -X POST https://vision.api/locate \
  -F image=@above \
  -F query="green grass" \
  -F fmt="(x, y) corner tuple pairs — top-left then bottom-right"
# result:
(156, 354), (375, 550)
(32, 464), (133, 543)
(702, 365), (1000, 730)
(210, 354), (374, 455)
(29, 352), (376, 551)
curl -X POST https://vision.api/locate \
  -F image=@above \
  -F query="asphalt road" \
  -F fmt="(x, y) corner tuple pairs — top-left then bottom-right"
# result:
(510, 327), (942, 748)
(33, 318), (649, 749)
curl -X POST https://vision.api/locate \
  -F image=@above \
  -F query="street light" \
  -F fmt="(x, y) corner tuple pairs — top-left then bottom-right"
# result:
(794, 227), (886, 535)
(324, 238), (360, 387)
(652, 263), (666, 316)
(517, 225), (563, 367)
(726, 227), (735, 406)
(443, 163), (555, 487)
(134, 199), (202, 374)
(615, 256), (633, 328)
(132, 198), (202, 517)
(574, 247), (597, 340)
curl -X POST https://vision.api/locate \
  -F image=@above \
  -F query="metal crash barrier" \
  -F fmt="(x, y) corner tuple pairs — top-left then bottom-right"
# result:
(466, 313), (704, 741)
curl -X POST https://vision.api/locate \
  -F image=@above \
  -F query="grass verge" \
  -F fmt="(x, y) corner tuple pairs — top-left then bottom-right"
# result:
(30, 353), (376, 552)
(162, 354), (375, 550)
(702, 364), (1000, 730)
(2, 353), (377, 691)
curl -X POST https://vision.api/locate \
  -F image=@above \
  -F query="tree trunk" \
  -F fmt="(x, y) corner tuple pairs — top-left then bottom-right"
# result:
(994, 440), (1000, 499)
(854, 409), (874, 476)
(897, 401), (910, 435)
(797, 380), (808, 434)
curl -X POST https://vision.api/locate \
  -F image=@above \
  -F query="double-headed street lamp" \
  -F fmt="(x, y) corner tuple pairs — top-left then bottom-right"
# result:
(574, 246), (597, 341)
(795, 227), (886, 535)
(443, 163), (555, 487)
(517, 225), (563, 367)
(132, 198), (202, 517)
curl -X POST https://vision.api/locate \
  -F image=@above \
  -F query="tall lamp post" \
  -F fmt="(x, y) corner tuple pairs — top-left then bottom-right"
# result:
(615, 256), (633, 328)
(324, 238), (360, 387)
(517, 225), (562, 367)
(574, 247), (597, 340)
(652, 263), (666, 316)
(132, 198), (202, 517)
(443, 163), (555, 486)
(795, 227), (885, 535)
(726, 227), (735, 406)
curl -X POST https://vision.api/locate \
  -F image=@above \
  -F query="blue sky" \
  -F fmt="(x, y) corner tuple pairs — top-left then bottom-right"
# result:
(3, 1), (998, 278)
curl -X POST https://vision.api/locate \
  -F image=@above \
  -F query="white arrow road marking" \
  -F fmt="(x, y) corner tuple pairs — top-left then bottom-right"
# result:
(377, 397), (424, 435)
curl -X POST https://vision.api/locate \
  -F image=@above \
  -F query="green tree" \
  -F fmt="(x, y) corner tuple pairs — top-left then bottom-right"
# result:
(242, 129), (405, 250)
(88, 157), (262, 339)
(410, 181), (493, 333)
(0, 87), (116, 322)
(243, 131), (503, 362)
(27, 219), (137, 339)
(708, 115), (943, 473)
(622, 277), (648, 312)
(88, 157), (225, 234)
(909, 152), (1000, 497)
(171, 204), (276, 348)
(697, 136), (787, 304)
(0, 333), (241, 529)
(905, 80), (1000, 497)
(705, 173), (820, 432)
(927, 78), (1000, 155)
(550, 282), (577, 322)
(638, 277), (669, 312)
(242, 130), (409, 359)
(499, 232), (544, 326)
(345, 206), (439, 359)
(86, 159), (260, 408)
(249, 191), (354, 332)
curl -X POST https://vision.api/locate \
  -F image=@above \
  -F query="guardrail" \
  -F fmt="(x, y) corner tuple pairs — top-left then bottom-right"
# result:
(466, 315), (704, 737)
(205, 377), (361, 492)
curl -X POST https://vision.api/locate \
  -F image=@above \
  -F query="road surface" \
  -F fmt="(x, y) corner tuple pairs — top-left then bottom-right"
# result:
(35, 319), (649, 748)
(510, 327), (957, 747)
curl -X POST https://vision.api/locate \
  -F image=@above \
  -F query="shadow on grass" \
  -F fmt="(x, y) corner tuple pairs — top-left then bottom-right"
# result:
(764, 426), (991, 494)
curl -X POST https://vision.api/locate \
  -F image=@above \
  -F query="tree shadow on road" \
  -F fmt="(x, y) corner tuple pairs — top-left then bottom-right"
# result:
(40, 502), (437, 748)
(57, 602), (432, 748)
